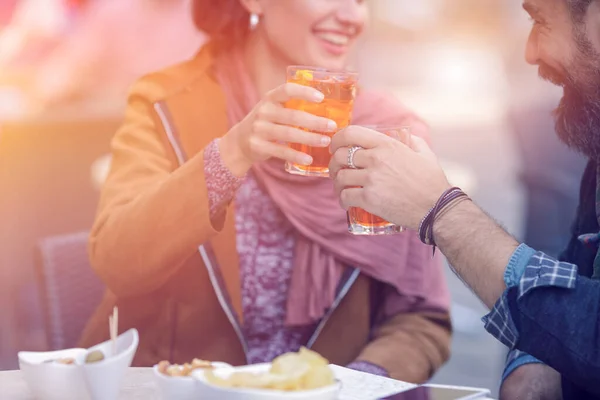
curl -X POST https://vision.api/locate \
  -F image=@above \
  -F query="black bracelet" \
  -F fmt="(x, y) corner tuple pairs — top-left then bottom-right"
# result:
(418, 187), (470, 254)
(418, 187), (459, 244)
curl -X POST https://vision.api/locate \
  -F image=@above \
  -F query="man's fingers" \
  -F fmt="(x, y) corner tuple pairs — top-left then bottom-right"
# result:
(409, 135), (437, 161)
(330, 126), (390, 154)
(329, 147), (372, 177)
(338, 187), (364, 210)
(333, 169), (369, 196)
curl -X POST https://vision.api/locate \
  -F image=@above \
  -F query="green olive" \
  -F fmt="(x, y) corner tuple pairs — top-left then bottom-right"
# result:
(85, 350), (105, 364)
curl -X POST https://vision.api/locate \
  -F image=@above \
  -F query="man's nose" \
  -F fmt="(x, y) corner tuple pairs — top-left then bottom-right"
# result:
(525, 29), (540, 66)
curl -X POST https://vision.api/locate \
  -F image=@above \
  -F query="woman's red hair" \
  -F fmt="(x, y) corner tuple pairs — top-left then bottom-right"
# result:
(192, 0), (250, 49)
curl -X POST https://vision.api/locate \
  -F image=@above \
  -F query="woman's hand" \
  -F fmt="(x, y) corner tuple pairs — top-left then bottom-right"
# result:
(219, 83), (337, 177)
(329, 126), (451, 230)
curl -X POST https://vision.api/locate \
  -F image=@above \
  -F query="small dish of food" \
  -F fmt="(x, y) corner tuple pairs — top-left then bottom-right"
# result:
(194, 348), (341, 400)
(153, 358), (231, 400)
(18, 307), (138, 400)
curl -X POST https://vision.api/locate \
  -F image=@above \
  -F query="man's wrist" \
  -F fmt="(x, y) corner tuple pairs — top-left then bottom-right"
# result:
(431, 196), (519, 308)
(414, 182), (452, 232)
(431, 196), (474, 243)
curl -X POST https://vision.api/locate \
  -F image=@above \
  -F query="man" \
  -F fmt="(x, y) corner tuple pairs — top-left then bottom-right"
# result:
(329, 0), (600, 399)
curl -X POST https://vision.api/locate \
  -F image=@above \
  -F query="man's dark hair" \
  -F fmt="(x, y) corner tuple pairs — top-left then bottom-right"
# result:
(568, 0), (594, 22)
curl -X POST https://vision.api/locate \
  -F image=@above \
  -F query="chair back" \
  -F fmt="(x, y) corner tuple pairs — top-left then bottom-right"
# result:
(35, 231), (105, 350)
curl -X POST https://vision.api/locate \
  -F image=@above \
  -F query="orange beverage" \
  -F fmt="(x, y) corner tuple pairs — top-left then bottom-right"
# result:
(285, 66), (358, 177)
(347, 126), (411, 235)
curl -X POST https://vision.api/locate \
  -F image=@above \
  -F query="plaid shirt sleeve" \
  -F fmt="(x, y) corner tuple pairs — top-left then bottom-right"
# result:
(482, 247), (578, 349)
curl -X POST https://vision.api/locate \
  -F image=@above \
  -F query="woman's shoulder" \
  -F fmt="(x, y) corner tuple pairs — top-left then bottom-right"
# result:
(127, 44), (216, 104)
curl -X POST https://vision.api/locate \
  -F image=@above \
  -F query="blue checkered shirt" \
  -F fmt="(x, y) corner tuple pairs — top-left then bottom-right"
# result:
(482, 246), (578, 350)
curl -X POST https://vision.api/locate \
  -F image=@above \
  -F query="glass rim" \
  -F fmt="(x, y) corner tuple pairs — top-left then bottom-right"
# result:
(362, 125), (412, 132)
(287, 65), (358, 77)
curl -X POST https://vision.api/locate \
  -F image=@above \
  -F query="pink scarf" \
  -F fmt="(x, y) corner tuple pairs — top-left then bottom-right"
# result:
(213, 46), (447, 326)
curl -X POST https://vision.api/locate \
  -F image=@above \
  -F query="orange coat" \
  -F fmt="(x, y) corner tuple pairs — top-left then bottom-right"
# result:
(80, 47), (452, 383)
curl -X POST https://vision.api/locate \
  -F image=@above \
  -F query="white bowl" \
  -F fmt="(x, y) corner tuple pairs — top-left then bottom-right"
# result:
(193, 363), (341, 400)
(152, 362), (231, 400)
(18, 329), (139, 400)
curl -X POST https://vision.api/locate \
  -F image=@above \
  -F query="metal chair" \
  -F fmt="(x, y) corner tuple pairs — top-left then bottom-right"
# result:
(34, 231), (105, 350)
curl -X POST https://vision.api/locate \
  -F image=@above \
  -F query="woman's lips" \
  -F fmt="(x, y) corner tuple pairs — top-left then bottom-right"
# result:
(314, 31), (351, 56)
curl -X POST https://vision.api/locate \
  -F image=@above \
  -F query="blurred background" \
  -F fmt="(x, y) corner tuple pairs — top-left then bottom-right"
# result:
(0, 0), (587, 397)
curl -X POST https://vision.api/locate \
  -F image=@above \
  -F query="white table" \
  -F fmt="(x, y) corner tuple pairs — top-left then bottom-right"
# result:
(1, 368), (159, 400)
(1, 367), (494, 400)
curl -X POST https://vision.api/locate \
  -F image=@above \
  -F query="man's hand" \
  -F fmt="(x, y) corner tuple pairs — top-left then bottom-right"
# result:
(329, 126), (451, 230)
(500, 364), (562, 400)
(330, 125), (518, 309)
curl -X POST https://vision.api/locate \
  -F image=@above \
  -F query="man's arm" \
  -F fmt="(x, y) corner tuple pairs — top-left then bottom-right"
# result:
(328, 127), (600, 393)
(329, 127), (520, 308)
(500, 350), (561, 400)
(500, 363), (562, 400)
(502, 265), (600, 395)
(433, 201), (600, 394)
(432, 200), (518, 308)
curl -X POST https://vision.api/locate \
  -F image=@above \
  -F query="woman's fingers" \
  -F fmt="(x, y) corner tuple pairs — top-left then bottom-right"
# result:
(249, 137), (313, 165)
(258, 101), (336, 133)
(267, 82), (325, 104)
(254, 120), (331, 147)
(247, 82), (340, 165)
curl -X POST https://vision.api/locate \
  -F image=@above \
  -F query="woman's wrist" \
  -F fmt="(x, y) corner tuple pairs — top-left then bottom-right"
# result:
(204, 139), (245, 220)
(219, 128), (253, 178)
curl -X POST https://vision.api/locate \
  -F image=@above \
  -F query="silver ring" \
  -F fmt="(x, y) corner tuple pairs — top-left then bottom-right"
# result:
(347, 146), (362, 169)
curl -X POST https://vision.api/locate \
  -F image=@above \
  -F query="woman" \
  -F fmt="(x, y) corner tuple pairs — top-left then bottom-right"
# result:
(80, 0), (451, 383)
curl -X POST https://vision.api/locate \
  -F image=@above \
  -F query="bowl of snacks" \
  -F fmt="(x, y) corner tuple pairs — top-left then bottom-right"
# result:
(18, 308), (138, 400)
(153, 358), (232, 400)
(194, 348), (341, 400)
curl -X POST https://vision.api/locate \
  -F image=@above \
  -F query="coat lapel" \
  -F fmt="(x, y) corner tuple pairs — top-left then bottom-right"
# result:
(161, 50), (243, 322)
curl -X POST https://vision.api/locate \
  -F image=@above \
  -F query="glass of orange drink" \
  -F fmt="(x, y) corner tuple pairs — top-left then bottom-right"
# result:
(285, 66), (358, 177)
(347, 126), (411, 235)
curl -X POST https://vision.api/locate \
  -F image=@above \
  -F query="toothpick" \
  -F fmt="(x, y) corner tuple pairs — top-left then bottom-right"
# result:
(109, 307), (118, 357)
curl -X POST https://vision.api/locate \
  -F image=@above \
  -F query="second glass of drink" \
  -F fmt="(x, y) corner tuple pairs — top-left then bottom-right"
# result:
(347, 126), (411, 235)
(284, 66), (358, 177)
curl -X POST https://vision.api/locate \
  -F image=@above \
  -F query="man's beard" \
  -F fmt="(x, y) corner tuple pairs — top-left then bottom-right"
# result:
(554, 82), (600, 159)
(542, 33), (600, 160)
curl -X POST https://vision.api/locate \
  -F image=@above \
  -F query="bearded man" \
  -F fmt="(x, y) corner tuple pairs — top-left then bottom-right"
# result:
(329, 1), (600, 399)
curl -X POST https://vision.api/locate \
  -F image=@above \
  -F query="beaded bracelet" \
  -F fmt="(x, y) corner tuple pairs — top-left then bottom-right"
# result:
(418, 187), (471, 254)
